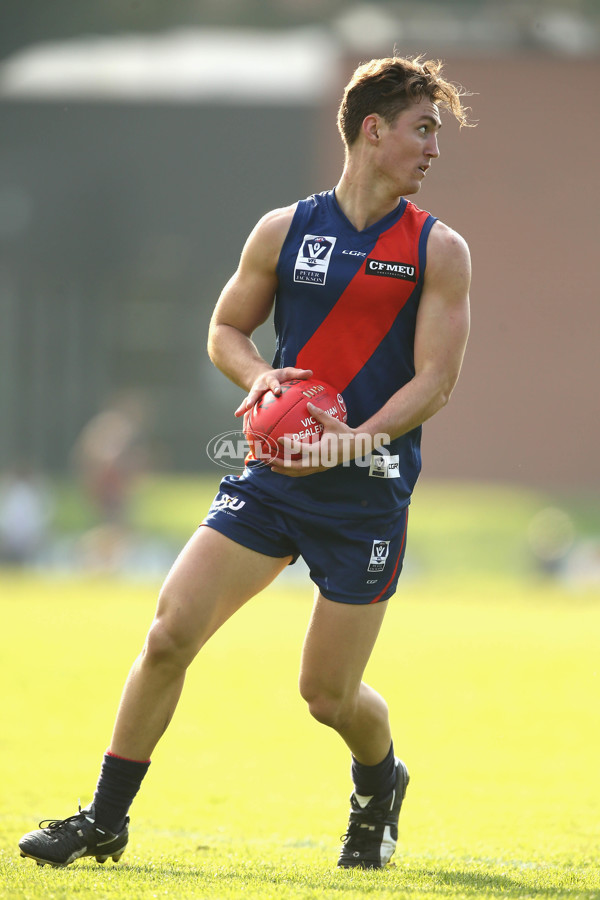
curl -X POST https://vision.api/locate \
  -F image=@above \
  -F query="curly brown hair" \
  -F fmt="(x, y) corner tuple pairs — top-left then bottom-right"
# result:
(337, 55), (473, 148)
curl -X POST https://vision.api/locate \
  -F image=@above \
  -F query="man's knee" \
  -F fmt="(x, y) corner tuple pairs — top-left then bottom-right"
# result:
(142, 619), (188, 669)
(299, 678), (355, 731)
(143, 592), (204, 670)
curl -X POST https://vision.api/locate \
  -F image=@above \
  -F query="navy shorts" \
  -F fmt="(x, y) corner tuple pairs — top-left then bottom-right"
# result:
(201, 474), (409, 605)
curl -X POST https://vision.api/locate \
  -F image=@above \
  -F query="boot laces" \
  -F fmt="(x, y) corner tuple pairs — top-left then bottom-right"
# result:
(39, 805), (87, 831)
(341, 805), (385, 846)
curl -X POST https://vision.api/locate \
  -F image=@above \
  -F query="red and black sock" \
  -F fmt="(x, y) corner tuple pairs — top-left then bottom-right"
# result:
(351, 741), (396, 799)
(91, 751), (150, 833)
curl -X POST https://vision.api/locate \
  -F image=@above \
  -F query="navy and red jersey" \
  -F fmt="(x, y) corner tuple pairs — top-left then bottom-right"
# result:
(243, 188), (437, 517)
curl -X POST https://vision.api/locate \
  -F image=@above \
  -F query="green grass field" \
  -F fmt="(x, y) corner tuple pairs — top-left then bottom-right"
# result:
(1, 479), (599, 899)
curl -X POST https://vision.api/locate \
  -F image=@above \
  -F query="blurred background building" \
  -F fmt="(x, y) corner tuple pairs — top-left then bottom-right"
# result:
(1, 1), (598, 489)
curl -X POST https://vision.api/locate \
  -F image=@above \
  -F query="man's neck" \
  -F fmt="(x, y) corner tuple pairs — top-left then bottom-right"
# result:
(334, 166), (402, 232)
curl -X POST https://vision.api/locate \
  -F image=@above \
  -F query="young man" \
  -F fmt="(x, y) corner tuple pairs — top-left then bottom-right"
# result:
(19, 56), (472, 870)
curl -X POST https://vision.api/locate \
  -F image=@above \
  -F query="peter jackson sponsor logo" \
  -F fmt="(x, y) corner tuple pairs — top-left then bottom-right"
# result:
(365, 259), (417, 281)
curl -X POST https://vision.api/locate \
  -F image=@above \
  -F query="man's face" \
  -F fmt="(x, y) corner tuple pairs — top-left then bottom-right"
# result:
(375, 96), (442, 195)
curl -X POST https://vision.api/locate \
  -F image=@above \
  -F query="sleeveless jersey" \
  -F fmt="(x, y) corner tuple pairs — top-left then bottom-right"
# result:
(243, 188), (437, 517)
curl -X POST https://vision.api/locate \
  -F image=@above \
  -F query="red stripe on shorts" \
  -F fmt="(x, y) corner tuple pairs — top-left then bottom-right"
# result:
(370, 509), (409, 604)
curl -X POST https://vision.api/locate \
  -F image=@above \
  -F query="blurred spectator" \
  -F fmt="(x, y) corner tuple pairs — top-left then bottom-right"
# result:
(0, 463), (53, 565)
(527, 506), (576, 577)
(71, 390), (151, 526)
(526, 505), (600, 587)
(70, 391), (153, 571)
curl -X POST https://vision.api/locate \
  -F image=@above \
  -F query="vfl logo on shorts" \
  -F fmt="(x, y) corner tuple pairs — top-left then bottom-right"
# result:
(368, 539), (390, 573)
(294, 234), (337, 285)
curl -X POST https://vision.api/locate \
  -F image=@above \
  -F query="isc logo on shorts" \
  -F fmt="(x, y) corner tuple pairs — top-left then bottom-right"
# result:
(368, 539), (390, 573)
(210, 493), (246, 514)
(294, 235), (337, 285)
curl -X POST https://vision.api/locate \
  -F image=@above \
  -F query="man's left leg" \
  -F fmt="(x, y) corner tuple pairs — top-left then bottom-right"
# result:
(298, 593), (409, 868)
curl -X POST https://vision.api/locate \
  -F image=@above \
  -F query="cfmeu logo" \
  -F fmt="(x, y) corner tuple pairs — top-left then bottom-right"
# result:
(206, 430), (273, 470)
(366, 259), (417, 282)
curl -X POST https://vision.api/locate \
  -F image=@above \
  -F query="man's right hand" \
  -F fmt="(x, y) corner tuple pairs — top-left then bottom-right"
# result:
(234, 367), (313, 418)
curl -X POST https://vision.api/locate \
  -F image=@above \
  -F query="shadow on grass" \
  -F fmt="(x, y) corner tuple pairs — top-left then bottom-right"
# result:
(413, 865), (592, 898)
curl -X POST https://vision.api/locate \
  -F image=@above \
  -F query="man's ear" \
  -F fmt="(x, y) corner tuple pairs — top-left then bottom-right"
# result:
(362, 114), (382, 145)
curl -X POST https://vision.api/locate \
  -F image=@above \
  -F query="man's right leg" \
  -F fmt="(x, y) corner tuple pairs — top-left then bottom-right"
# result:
(19, 526), (292, 867)
(110, 525), (291, 760)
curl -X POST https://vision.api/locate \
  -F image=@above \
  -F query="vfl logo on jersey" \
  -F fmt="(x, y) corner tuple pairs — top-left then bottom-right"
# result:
(368, 539), (390, 573)
(369, 453), (401, 479)
(294, 234), (337, 285)
(366, 258), (417, 282)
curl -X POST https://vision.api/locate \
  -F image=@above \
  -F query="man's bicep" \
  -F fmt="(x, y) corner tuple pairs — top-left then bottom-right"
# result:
(210, 206), (294, 337)
(414, 226), (471, 384)
(211, 265), (278, 336)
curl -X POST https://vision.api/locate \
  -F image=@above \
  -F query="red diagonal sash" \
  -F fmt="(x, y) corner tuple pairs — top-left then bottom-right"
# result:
(295, 208), (427, 391)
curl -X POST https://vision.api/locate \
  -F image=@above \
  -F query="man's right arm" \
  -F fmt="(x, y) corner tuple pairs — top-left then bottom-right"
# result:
(207, 204), (312, 416)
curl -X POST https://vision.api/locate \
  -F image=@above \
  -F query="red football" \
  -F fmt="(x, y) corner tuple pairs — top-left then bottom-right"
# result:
(244, 377), (347, 462)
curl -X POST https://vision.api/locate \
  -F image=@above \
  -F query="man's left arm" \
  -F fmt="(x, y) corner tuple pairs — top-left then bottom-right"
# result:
(359, 221), (471, 442)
